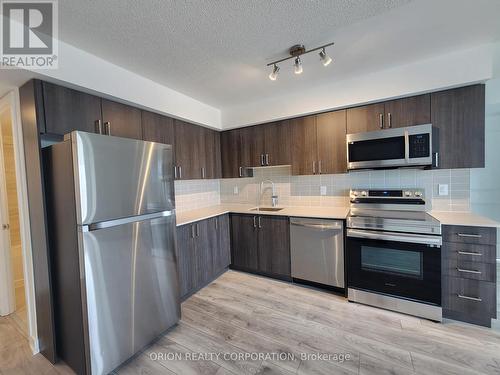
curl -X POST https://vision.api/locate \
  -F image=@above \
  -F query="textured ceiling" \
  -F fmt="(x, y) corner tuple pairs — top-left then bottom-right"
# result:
(58, 0), (500, 110)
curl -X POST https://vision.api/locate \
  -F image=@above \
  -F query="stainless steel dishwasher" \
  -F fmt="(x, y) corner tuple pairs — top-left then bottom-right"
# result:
(290, 217), (344, 288)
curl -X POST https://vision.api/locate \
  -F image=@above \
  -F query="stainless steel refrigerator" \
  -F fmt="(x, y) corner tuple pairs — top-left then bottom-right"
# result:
(43, 131), (179, 375)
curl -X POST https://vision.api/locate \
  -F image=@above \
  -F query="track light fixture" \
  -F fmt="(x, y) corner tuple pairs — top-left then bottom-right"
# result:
(268, 64), (280, 81)
(267, 42), (334, 80)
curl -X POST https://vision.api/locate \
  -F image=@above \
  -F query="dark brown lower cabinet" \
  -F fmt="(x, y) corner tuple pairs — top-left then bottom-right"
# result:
(258, 216), (290, 277)
(176, 223), (197, 298)
(176, 214), (231, 300)
(441, 225), (497, 327)
(230, 214), (259, 271)
(213, 214), (231, 275)
(230, 213), (291, 280)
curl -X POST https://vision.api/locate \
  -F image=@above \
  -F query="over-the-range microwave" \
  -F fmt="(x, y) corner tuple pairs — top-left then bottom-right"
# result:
(346, 124), (439, 170)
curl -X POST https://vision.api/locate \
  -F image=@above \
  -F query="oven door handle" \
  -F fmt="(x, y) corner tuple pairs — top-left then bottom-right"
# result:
(347, 229), (442, 246)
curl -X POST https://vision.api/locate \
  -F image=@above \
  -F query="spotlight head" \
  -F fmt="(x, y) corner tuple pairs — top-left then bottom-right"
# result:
(268, 64), (280, 81)
(294, 56), (303, 74)
(319, 48), (332, 67)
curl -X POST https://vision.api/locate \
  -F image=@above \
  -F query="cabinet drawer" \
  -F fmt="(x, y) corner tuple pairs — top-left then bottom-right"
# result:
(442, 258), (495, 282)
(443, 242), (496, 264)
(442, 277), (496, 322)
(442, 225), (496, 245)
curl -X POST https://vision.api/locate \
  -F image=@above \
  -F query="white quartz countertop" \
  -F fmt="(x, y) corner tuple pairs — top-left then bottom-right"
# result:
(176, 205), (499, 229)
(176, 204), (350, 226)
(429, 211), (500, 228)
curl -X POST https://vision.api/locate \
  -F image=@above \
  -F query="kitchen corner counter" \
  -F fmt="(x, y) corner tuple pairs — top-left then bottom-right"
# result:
(176, 204), (350, 226)
(429, 211), (500, 228)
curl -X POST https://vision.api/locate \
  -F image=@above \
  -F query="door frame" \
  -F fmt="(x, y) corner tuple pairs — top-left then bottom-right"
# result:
(0, 105), (15, 315)
(0, 90), (39, 353)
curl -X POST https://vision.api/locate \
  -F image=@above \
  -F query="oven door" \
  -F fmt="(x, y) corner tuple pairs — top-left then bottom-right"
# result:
(346, 229), (441, 306)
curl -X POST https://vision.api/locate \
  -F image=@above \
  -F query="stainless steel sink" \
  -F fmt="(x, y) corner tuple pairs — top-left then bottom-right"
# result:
(249, 207), (284, 212)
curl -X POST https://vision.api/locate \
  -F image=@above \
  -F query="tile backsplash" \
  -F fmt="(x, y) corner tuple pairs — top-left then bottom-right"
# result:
(173, 167), (470, 212)
(219, 166), (471, 212)
(174, 179), (220, 213)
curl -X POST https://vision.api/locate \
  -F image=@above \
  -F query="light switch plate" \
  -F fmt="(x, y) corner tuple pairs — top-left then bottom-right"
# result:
(438, 184), (449, 196)
(233, 186), (239, 195)
(320, 186), (327, 196)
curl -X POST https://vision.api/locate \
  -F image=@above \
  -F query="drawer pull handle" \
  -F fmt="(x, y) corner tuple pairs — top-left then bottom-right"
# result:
(457, 294), (482, 302)
(457, 251), (482, 256)
(456, 267), (481, 274)
(457, 233), (482, 238)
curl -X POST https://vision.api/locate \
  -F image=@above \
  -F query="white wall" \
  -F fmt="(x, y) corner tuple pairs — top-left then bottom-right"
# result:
(222, 44), (495, 128)
(22, 39), (222, 129)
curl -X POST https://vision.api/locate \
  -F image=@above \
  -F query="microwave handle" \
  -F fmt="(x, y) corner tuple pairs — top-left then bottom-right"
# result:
(433, 152), (439, 168)
(404, 130), (409, 162)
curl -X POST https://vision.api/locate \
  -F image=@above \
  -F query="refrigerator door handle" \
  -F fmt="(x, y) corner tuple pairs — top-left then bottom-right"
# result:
(82, 210), (174, 232)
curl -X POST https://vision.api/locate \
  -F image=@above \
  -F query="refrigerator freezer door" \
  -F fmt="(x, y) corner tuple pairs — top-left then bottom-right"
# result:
(80, 214), (179, 375)
(72, 131), (174, 225)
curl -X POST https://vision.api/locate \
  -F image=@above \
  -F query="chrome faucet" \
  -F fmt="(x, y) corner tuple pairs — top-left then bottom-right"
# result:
(260, 179), (278, 207)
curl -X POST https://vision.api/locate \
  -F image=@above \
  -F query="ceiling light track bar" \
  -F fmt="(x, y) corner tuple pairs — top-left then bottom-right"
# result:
(266, 42), (335, 66)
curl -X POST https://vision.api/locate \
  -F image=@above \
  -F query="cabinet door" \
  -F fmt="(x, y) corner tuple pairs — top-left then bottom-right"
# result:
(221, 129), (242, 178)
(101, 99), (143, 139)
(258, 216), (290, 278)
(174, 120), (203, 180)
(42, 82), (102, 136)
(316, 110), (347, 174)
(290, 116), (317, 175)
(141, 111), (175, 146)
(176, 224), (197, 299)
(384, 94), (430, 129)
(203, 128), (221, 179)
(263, 120), (291, 166)
(213, 214), (231, 275)
(346, 103), (385, 134)
(230, 214), (259, 271)
(194, 219), (214, 289)
(240, 126), (265, 167)
(431, 85), (485, 169)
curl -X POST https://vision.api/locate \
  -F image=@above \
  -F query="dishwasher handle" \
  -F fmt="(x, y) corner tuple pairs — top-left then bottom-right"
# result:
(290, 221), (343, 231)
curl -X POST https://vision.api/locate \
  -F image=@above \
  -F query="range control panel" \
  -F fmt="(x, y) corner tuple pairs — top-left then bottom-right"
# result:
(350, 189), (425, 200)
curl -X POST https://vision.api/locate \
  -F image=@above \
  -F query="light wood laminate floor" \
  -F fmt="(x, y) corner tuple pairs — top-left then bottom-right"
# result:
(3, 270), (500, 374)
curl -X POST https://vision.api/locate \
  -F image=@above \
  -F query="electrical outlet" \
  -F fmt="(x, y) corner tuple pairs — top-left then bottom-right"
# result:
(438, 184), (449, 196)
(320, 186), (327, 196)
(233, 186), (239, 195)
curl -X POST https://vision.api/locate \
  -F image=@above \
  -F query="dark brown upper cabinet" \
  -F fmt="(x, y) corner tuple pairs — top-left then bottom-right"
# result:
(384, 94), (430, 129)
(141, 110), (175, 147)
(42, 81), (102, 136)
(263, 120), (291, 166)
(347, 95), (430, 134)
(240, 125), (266, 168)
(174, 119), (203, 180)
(316, 111), (347, 174)
(174, 120), (221, 180)
(290, 111), (347, 175)
(290, 115), (317, 175)
(221, 129), (243, 178)
(101, 99), (142, 140)
(203, 127), (222, 179)
(347, 103), (385, 134)
(431, 85), (485, 169)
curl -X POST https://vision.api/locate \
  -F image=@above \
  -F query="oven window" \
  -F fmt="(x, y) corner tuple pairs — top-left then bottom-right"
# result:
(361, 246), (422, 278)
(348, 136), (405, 162)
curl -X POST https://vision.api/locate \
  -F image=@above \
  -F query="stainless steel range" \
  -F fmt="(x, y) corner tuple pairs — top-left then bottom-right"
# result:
(346, 189), (442, 321)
